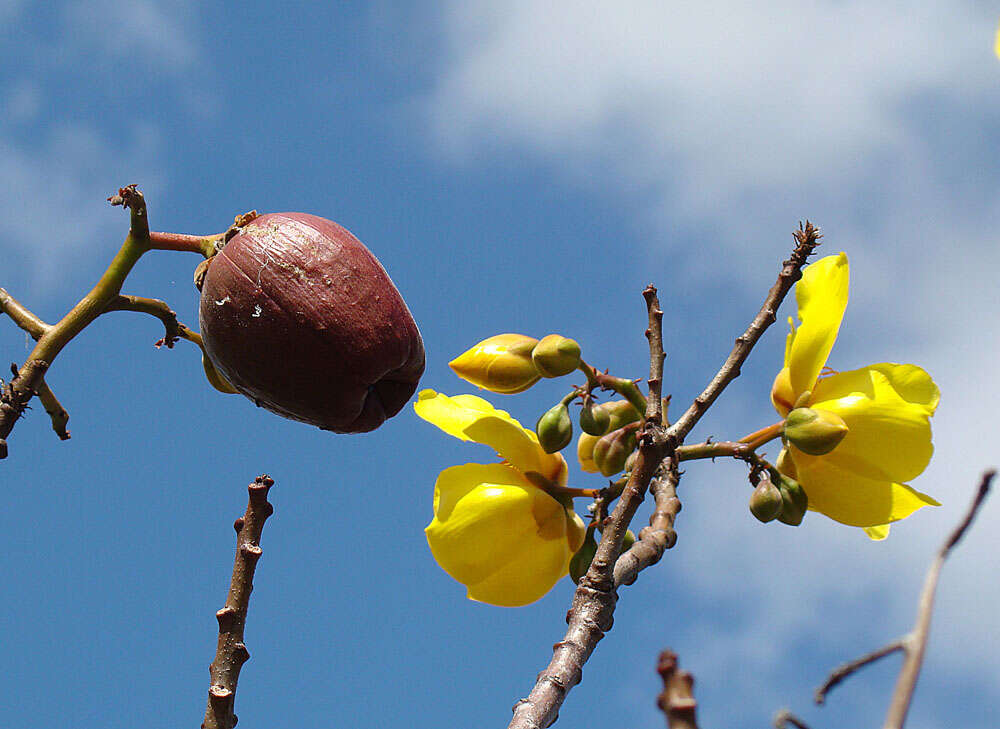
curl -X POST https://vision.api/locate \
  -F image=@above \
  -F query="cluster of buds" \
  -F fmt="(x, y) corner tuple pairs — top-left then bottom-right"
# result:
(450, 333), (648, 477)
(748, 469), (809, 526)
(449, 333), (582, 393)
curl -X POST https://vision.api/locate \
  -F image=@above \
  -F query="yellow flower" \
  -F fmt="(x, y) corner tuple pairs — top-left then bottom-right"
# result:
(770, 253), (939, 538)
(449, 334), (541, 394)
(414, 390), (585, 606)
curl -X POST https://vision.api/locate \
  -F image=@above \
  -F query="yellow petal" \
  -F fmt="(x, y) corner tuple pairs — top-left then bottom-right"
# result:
(785, 253), (849, 399)
(414, 390), (566, 482)
(425, 463), (576, 606)
(577, 432), (600, 473)
(863, 524), (890, 541)
(798, 366), (935, 483)
(793, 457), (939, 527)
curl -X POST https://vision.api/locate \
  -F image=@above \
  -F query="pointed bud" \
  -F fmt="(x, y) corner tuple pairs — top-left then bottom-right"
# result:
(776, 475), (808, 526)
(622, 529), (636, 551)
(784, 407), (848, 456)
(531, 334), (582, 378)
(749, 475), (783, 523)
(536, 401), (573, 454)
(579, 398), (611, 436)
(593, 426), (637, 477)
(569, 527), (598, 584)
(449, 334), (541, 394)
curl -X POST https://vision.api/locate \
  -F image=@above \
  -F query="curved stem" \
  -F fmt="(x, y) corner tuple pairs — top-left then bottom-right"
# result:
(578, 360), (649, 415)
(739, 421), (784, 450)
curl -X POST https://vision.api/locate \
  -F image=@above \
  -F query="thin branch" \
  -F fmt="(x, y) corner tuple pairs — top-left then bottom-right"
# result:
(203, 475), (275, 729)
(508, 226), (818, 729)
(882, 470), (994, 729)
(643, 284), (665, 426)
(103, 294), (199, 349)
(656, 650), (699, 729)
(36, 379), (70, 440)
(0, 287), (50, 340)
(773, 709), (812, 729)
(814, 638), (905, 705)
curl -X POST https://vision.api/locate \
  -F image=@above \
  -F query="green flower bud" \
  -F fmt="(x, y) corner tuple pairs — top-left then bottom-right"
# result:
(783, 407), (848, 456)
(776, 475), (808, 526)
(579, 398), (612, 436)
(593, 426), (637, 477)
(569, 527), (598, 584)
(536, 402), (573, 454)
(622, 529), (636, 551)
(749, 476), (783, 523)
(603, 399), (643, 430)
(531, 334), (582, 378)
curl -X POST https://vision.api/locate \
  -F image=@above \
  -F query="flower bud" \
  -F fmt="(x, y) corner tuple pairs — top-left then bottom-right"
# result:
(749, 476), (783, 523)
(569, 527), (598, 583)
(776, 475), (808, 526)
(576, 400), (642, 473)
(593, 426), (637, 477)
(531, 334), (582, 378)
(449, 334), (540, 394)
(783, 407), (848, 456)
(622, 529), (636, 551)
(579, 398), (611, 436)
(536, 401), (573, 454)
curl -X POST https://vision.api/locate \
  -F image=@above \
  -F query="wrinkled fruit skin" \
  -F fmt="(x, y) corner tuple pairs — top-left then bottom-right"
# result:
(199, 212), (425, 433)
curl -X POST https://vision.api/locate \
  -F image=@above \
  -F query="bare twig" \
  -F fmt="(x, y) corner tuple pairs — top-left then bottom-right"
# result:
(814, 639), (905, 704)
(103, 294), (199, 349)
(508, 226), (819, 729)
(773, 709), (812, 729)
(643, 285), (665, 426)
(203, 475), (275, 729)
(656, 650), (699, 729)
(808, 471), (994, 729)
(36, 379), (70, 440)
(0, 287), (49, 340)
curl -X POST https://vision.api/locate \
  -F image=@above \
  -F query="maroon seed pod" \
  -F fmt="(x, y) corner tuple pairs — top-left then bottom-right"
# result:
(199, 212), (425, 433)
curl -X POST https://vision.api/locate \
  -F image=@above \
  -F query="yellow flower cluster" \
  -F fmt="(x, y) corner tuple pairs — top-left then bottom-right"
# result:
(770, 253), (938, 539)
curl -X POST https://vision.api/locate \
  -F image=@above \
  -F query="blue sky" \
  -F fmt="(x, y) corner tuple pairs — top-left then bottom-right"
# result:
(1, 2), (998, 728)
